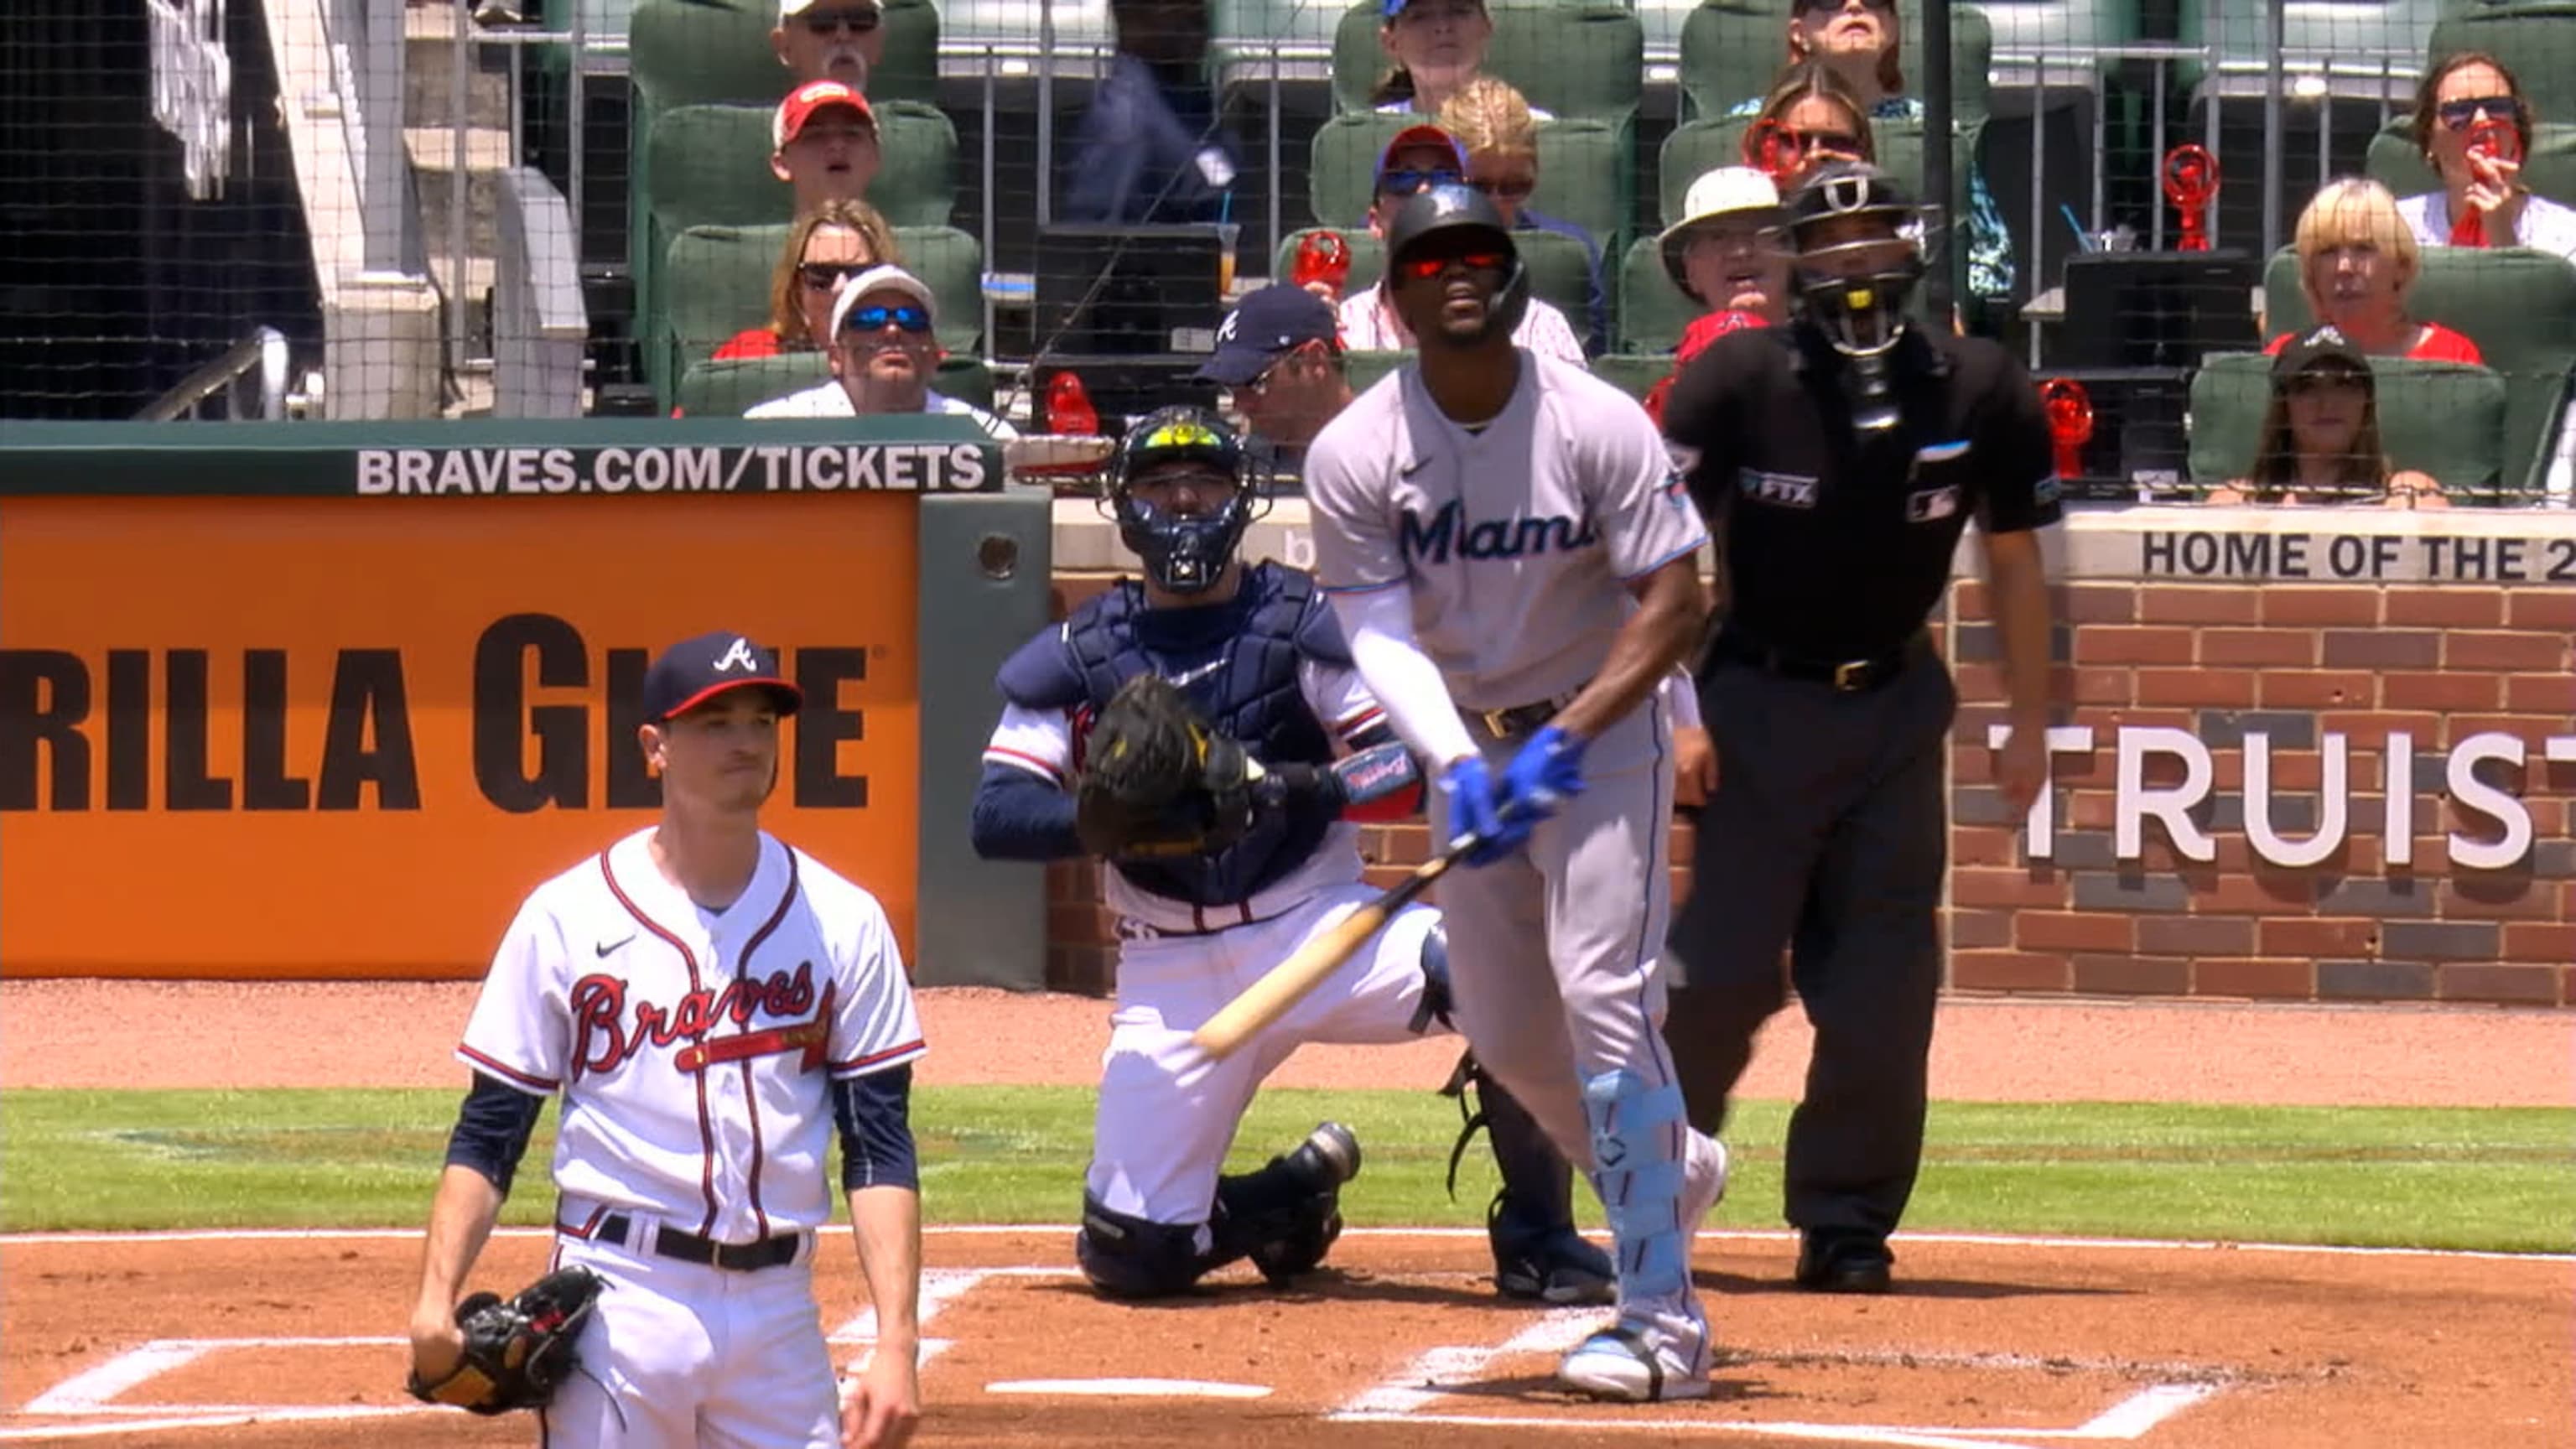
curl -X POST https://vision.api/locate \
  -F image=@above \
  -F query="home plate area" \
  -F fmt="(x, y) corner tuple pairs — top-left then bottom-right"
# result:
(5, 1225), (2565, 1447)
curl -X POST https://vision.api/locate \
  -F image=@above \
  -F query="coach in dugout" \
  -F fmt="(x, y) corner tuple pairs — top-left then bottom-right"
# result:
(746, 264), (1016, 439)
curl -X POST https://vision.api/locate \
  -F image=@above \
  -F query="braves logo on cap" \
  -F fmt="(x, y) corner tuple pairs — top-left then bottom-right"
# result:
(714, 638), (762, 673)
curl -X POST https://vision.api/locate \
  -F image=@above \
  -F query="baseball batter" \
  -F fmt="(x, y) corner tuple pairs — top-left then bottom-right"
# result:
(970, 407), (1618, 1306)
(408, 631), (927, 1449)
(1301, 184), (1729, 1404)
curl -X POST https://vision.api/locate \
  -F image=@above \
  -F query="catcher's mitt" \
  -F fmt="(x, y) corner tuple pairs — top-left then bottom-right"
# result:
(1077, 673), (1253, 859)
(407, 1265), (605, 1416)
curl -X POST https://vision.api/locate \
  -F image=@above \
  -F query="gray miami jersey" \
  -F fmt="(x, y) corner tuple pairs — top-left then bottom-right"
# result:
(1301, 350), (1710, 710)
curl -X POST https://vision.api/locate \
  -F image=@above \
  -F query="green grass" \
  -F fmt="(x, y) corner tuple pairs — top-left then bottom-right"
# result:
(4, 1088), (2569, 1254)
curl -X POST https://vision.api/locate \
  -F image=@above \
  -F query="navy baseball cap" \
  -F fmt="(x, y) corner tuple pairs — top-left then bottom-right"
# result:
(642, 631), (804, 722)
(1194, 283), (1339, 387)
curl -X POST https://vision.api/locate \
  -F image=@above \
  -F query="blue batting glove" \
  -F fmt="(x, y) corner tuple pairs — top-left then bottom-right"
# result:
(1438, 756), (1519, 868)
(1500, 724), (1587, 823)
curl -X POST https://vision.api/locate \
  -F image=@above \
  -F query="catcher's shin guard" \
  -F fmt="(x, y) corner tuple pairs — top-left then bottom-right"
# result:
(1443, 1052), (1613, 1304)
(1210, 1121), (1361, 1285)
(1075, 1192), (1218, 1299)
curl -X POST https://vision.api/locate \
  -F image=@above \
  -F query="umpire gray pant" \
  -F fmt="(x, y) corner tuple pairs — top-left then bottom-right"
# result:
(1662, 634), (1955, 1241)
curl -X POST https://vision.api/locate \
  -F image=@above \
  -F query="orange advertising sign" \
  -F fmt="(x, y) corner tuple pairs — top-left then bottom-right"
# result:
(0, 494), (922, 978)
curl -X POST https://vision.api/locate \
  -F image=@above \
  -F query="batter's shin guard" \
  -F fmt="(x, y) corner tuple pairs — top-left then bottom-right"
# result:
(1582, 1069), (1695, 1307)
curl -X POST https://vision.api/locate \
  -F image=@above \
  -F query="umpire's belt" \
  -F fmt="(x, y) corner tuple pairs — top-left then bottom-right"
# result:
(1710, 629), (1917, 693)
(1464, 686), (1585, 739)
(575, 1209), (806, 1272)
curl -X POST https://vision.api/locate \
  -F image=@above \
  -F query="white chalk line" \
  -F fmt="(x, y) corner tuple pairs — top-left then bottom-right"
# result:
(1332, 1384), (2216, 1448)
(5, 1223), (2564, 1264)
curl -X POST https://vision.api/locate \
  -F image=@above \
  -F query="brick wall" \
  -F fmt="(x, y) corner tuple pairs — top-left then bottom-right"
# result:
(1035, 511), (2576, 1007)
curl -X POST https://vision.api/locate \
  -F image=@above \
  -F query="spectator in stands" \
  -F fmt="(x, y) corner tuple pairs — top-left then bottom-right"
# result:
(1194, 283), (1351, 480)
(1333, 124), (1587, 361)
(1732, 4), (2016, 314)
(2208, 326), (2446, 509)
(774, 0), (886, 92)
(1737, 63), (1875, 190)
(2268, 179), (2483, 365)
(715, 200), (903, 361)
(772, 80), (882, 216)
(2399, 53), (2576, 263)
(1659, 166), (1792, 328)
(1436, 75), (1605, 354)
(1062, 0), (1242, 225)
(746, 264), (1016, 438)
(1373, 0), (1550, 121)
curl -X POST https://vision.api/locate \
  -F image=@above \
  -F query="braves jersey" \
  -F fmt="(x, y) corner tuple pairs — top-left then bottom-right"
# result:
(458, 828), (924, 1241)
(1301, 348), (1711, 709)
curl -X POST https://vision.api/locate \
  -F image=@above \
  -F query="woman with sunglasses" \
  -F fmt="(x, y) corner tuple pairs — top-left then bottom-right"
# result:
(713, 198), (901, 361)
(2397, 52), (2576, 262)
(2208, 327), (2446, 509)
(1434, 75), (1606, 355)
(1728, 0), (2016, 315)
(1737, 63), (1877, 189)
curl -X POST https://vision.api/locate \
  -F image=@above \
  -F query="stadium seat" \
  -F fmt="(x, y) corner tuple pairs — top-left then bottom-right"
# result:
(1327, 0), (1646, 125)
(2424, 3), (2576, 125)
(1345, 349), (1407, 392)
(1676, 0), (1992, 127)
(2259, 244), (2576, 496)
(1307, 113), (1628, 242)
(1588, 351), (1672, 402)
(675, 351), (996, 418)
(1615, 234), (1698, 354)
(2184, 351), (2511, 496)
(1275, 226), (1389, 297)
(1211, 0), (1344, 86)
(655, 222), (987, 393)
(2366, 117), (2576, 213)
(629, 0), (941, 108)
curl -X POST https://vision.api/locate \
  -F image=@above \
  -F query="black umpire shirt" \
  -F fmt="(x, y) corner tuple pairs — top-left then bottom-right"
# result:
(1661, 323), (2064, 663)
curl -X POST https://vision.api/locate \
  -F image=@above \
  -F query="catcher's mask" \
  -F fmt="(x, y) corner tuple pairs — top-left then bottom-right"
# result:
(1104, 406), (1269, 595)
(1779, 162), (1928, 432)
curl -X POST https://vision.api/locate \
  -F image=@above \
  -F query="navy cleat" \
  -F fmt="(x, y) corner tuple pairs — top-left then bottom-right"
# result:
(1489, 1192), (1616, 1306)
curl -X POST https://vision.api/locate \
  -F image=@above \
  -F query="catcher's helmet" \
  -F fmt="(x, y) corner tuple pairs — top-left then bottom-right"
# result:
(1383, 182), (1530, 340)
(1780, 160), (1927, 360)
(1105, 406), (1268, 595)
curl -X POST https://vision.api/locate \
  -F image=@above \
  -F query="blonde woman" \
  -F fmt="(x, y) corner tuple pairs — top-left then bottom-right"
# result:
(714, 197), (902, 361)
(2267, 179), (2481, 364)
(2210, 327), (2447, 508)
(1436, 75), (1604, 352)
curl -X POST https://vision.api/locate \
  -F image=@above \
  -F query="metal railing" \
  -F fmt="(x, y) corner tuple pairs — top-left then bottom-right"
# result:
(136, 328), (293, 422)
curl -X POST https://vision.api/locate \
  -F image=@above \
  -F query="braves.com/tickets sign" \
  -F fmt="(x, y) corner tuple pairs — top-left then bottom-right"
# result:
(0, 494), (922, 979)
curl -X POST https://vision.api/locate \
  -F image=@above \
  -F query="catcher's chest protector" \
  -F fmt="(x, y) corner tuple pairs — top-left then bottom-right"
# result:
(1067, 565), (1340, 906)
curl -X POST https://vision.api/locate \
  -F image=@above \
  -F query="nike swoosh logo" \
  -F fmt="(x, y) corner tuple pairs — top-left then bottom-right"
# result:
(595, 936), (635, 958)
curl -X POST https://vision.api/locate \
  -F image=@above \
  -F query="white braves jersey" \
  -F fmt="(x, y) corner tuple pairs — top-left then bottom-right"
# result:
(458, 828), (923, 1242)
(1302, 348), (1711, 709)
(981, 657), (1384, 931)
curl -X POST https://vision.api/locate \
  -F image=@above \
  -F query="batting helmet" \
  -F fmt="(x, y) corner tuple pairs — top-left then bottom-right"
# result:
(1104, 406), (1269, 595)
(1383, 182), (1530, 340)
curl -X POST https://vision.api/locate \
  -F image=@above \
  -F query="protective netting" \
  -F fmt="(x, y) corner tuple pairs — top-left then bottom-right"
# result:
(3, 0), (2570, 501)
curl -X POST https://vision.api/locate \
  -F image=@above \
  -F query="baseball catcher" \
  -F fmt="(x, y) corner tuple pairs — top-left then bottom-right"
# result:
(405, 1265), (604, 1415)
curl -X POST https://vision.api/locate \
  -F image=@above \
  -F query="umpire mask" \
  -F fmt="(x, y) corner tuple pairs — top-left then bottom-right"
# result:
(1105, 407), (1268, 595)
(1782, 163), (1928, 434)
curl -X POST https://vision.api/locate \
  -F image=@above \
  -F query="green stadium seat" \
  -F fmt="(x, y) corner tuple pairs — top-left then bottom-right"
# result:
(1345, 350), (1407, 393)
(1307, 113), (1628, 242)
(1275, 226), (1389, 297)
(1677, 0), (1992, 127)
(1328, 0), (1646, 124)
(677, 351), (996, 418)
(629, 0), (940, 108)
(2185, 352), (2511, 497)
(1589, 351), (1674, 402)
(654, 222), (986, 399)
(2366, 117), (2576, 214)
(1616, 233), (1699, 354)
(2259, 244), (2576, 496)
(2425, 4), (2576, 125)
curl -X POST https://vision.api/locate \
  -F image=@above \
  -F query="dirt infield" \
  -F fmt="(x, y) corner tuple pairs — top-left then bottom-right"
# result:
(3, 983), (2571, 1445)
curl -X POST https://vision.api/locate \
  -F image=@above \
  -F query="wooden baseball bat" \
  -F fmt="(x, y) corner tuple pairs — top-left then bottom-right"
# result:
(1189, 827), (1487, 1061)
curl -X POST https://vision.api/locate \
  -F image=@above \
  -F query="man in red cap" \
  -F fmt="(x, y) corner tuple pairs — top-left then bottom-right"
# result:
(772, 79), (882, 215)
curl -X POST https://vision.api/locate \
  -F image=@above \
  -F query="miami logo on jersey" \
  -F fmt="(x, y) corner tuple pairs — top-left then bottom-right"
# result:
(1398, 499), (1599, 567)
(567, 963), (830, 1077)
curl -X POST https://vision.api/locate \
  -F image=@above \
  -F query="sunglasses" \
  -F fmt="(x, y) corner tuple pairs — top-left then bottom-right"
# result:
(1796, 0), (1893, 13)
(842, 303), (932, 335)
(1379, 167), (1463, 198)
(801, 7), (881, 34)
(798, 261), (870, 291)
(1396, 249), (1509, 280)
(2436, 96), (2522, 130)
(1468, 175), (1537, 201)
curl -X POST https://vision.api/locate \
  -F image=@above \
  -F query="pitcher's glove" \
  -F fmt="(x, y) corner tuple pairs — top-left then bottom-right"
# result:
(1076, 673), (1252, 859)
(407, 1265), (605, 1416)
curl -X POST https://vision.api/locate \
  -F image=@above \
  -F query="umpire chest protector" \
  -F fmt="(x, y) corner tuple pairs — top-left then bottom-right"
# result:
(1000, 562), (1345, 907)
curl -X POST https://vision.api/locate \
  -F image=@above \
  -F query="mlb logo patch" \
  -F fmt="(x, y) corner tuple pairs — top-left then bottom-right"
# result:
(1905, 484), (1961, 522)
(1739, 468), (1820, 509)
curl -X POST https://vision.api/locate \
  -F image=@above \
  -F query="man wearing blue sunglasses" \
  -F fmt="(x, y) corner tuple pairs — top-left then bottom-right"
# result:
(746, 264), (1017, 441)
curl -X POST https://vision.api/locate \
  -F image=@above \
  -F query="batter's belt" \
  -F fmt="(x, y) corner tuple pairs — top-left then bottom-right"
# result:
(1463, 686), (1586, 740)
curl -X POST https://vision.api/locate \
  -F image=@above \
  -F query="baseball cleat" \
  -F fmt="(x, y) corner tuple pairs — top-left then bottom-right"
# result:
(1555, 1323), (1713, 1404)
(1795, 1231), (1893, 1294)
(1284, 1121), (1363, 1191)
(1490, 1196), (1616, 1306)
